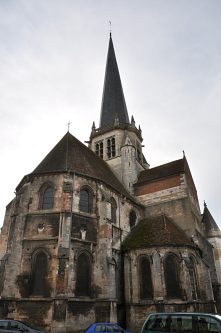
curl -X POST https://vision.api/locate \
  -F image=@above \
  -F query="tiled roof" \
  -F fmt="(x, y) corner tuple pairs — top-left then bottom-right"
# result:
(122, 215), (195, 251)
(30, 132), (135, 201)
(99, 34), (129, 129)
(136, 159), (185, 185)
(135, 157), (198, 200)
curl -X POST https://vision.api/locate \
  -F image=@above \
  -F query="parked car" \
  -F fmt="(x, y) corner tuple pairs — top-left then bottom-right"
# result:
(85, 323), (132, 333)
(141, 312), (221, 333)
(0, 320), (44, 333)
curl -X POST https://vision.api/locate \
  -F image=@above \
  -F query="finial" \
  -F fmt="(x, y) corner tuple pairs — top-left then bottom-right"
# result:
(91, 121), (96, 132)
(131, 115), (135, 127)
(182, 150), (185, 158)
(109, 20), (112, 37)
(204, 200), (207, 208)
(67, 121), (71, 132)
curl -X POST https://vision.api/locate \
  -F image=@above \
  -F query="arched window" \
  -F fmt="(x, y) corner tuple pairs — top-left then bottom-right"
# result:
(79, 187), (93, 213)
(75, 253), (91, 297)
(40, 184), (54, 210)
(107, 137), (116, 159)
(188, 256), (198, 300)
(139, 256), (153, 299)
(106, 198), (117, 223)
(164, 254), (181, 298)
(31, 251), (48, 296)
(129, 210), (136, 229)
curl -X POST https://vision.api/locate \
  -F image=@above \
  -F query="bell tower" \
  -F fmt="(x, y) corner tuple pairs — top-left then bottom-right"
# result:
(88, 34), (149, 193)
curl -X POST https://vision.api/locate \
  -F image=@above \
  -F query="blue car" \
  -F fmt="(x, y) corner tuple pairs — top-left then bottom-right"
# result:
(85, 323), (132, 333)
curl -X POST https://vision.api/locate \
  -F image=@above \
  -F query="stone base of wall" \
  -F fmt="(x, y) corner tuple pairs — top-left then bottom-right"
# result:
(0, 298), (124, 333)
(126, 300), (217, 333)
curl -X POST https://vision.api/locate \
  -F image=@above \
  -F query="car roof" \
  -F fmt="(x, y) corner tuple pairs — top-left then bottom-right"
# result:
(147, 312), (219, 316)
(93, 323), (119, 325)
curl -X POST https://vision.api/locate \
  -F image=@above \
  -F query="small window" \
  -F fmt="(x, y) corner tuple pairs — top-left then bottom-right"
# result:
(95, 141), (104, 159)
(106, 198), (117, 223)
(136, 141), (142, 162)
(188, 257), (198, 300)
(107, 137), (116, 159)
(40, 184), (54, 210)
(129, 210), (136, 229)
(79, 187), (93, 213)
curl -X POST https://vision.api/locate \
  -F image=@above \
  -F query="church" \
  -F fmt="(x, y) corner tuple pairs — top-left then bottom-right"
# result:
(0, 34), (221, 333)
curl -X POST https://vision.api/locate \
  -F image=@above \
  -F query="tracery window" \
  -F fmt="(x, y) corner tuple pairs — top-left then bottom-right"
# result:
(164, 254), (181, 298)
(79, 186), (93, 213)
(107, 137), (116, 159)
(95, 141), (103, 159)
(31, 251), (48, 296)
(129, 210), (137, 229)
(188, 256), (198, 300)
(75, 252), (91, 297)
(40, 184), (54, 210)
(139, 256), (153, 299)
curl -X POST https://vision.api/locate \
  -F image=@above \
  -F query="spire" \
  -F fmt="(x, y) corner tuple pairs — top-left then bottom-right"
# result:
(99, 34), (129, 128)
(202, 203), (221, 238)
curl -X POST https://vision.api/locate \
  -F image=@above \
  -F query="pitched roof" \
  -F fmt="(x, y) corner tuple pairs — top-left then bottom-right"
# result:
(135, 157), (197, 198)
(122, 215), (195, 251)
(136, 158), (185, 185)
(99, 34), (129, 129)
(202, 203), (221, 238)
(28, 132), (135, 201)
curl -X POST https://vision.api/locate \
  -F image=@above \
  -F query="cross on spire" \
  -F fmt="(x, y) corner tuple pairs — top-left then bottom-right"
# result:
(67, 121), (71, 132)
(109, 20), (112, 36)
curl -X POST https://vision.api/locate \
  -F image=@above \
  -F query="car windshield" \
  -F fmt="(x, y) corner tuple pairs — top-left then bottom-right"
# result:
(17, 321), (36, 330)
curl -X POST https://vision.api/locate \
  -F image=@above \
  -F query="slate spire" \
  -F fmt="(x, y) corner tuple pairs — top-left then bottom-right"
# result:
(99, 34), (129, 128)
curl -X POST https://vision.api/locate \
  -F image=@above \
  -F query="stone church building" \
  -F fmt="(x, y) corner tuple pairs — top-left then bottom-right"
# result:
(0, 35), (221, 333)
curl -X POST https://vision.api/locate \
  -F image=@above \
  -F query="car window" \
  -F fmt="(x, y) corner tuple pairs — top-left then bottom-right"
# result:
(9, 321), (29, 331)
(106, 325), (124, 332)
(144, 314), (169, 331)
(170, 315), (192, 332)
(196, 315), (221, 333)
(95, 325), (106, 332)
(0, 321), (8, 329)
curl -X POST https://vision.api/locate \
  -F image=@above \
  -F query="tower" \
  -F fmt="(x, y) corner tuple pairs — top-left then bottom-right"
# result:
(89, 34), (149, 193)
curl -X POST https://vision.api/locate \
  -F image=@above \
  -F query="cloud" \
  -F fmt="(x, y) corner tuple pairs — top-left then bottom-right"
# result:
(0, 0), (221, 227)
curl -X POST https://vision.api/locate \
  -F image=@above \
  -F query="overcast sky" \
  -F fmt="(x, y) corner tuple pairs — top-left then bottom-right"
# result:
(0, 0), (221, 228)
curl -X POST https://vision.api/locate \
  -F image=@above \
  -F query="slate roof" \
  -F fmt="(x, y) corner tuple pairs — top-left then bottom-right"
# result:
(27, 132), (135, 201)
(122, 215), (195, 251)
(202, 203), (221, 238)
(99, 34), (129, 129)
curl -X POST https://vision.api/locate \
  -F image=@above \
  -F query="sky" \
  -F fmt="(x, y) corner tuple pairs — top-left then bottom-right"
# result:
(0, 0), (221, 228)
